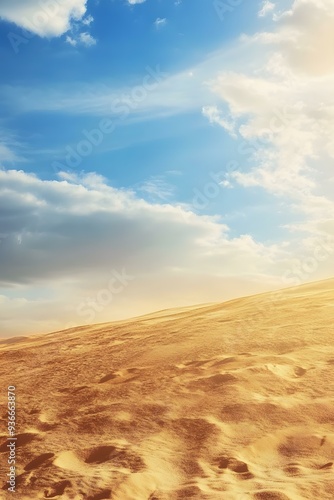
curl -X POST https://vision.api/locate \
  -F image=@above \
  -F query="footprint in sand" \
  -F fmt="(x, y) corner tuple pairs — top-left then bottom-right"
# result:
(190, 373), (238, 389)
(44, 480), (72, 498)
(253, 492), (291, 500)
(24, 452), (55, 471)
(85, 445), (145, 472)
(58, 385), (90, 394)
(283, 463), (301, 476)
(266, 364), (307, 379)
(0, 433), (38, 452)
(87, 489), (112, 500)
(319, 462), (333, 470)
(98, 373), (118, 383)
(98, 368), (142, 384)
(176, 485), (204, 498)
(217, 456), (254, 479)
(85, 445), (119, 463)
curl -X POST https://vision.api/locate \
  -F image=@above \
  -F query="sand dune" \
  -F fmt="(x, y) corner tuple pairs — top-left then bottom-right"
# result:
(1, 279), (334, 499)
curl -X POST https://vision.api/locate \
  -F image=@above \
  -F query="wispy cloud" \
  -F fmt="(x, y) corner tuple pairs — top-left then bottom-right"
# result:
(0, 46), (246, 121)
(0, 132), (26, 164)
(82, 14), (94, 26)
(135, 175), (176, 202)
(154, 17), (167, 29)
(258, 1), (275, 18)
(66, 32), (97, 47)
(0, 68), (206, 123)
(202, 105), (236, 137)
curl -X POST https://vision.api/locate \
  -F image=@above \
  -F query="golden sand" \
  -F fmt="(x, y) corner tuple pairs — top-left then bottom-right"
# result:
(1, 278), (334, 499)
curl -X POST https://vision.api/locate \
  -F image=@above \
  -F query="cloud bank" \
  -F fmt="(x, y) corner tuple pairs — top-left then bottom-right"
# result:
(0, 169), (289, 336)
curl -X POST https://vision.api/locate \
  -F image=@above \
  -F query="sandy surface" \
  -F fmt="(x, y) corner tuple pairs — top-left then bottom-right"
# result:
(0, 278), (334, 499)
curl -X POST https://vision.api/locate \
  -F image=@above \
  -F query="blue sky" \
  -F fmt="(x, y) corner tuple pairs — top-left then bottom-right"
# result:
(0, 0), (280, 234)
(0, 0), (334, 336)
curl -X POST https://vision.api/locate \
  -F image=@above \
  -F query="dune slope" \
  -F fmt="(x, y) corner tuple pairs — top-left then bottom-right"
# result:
(1, 279), (334, 499)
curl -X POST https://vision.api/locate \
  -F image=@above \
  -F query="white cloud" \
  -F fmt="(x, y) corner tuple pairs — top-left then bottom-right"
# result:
(65, 35), (77, 46)
(127, 0), (146, 4)
(0, 169), (293, 336)
(266, 0), (334, 76)
(202, 105), (236, 137)
(154, 17), (167, 29)
(67, 31), (96, 47)
(0, 0), (88, 37)
(79, 31), (96, 46)
(82, 14), (93, 26)
(202, 0), (334, 234)
(258, 1), (275, 17)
